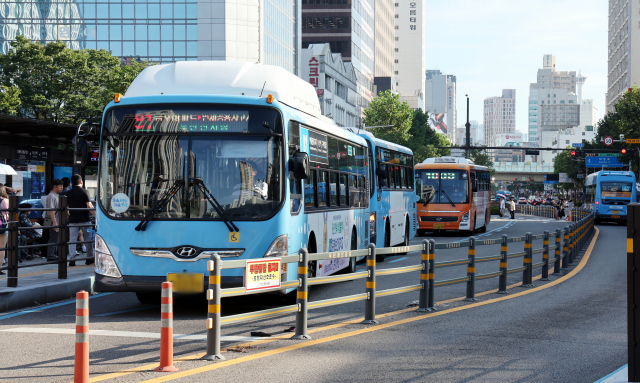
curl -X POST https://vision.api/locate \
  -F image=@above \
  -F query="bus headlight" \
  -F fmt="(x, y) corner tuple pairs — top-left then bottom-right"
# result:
(264, 234), (288, 258)
(94, 234), (122, 278)
(461, 213), (469, 223)
(370, 212), (376, 236)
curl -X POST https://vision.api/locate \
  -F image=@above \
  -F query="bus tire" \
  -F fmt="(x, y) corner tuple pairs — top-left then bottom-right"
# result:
(136, 292), (161, 305)
(377, 222), (390, 262)
(398, 218), (410, 254)
(308, 234), (317, 279)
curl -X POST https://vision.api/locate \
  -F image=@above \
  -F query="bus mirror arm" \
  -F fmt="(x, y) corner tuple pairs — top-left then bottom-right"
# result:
(292, 152), (309, 180)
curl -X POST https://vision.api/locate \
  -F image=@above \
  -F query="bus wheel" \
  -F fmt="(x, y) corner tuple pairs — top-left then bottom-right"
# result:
(136, 292), (161, 305)
(377, 224), (390, 262)
(398, 219), (410, 254)
(478, 213), (487, 233)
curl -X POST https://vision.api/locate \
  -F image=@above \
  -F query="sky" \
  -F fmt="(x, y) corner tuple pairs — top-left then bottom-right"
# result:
(425, 0), (608, 139)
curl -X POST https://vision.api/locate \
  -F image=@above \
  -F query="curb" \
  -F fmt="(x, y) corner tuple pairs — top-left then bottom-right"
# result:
(0, 276), (95, 313)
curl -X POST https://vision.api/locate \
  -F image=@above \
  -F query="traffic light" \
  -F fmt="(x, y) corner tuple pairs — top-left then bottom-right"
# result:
(622, 148), (628, 154)
(571, 150), (576, 156)
(514, 178), (517, 181)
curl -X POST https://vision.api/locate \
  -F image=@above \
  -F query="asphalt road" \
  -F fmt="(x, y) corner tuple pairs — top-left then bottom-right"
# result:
(0, 214), (625, 383)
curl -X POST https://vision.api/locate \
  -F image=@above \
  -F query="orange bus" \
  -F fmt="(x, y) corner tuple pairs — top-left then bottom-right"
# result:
(415, 157), (491, 235)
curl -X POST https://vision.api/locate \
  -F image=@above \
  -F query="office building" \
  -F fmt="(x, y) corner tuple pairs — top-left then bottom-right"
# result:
(494, 132), (524, 163)
(607, 0), (640, 113)
(375, 0), (394, 78)
(0, 0), (301, 74)
(425, 70), (456, 142)
(483, 89), (516, 153)
(394, 0), (425, 110)
(455, 120), (482, 146)
(301, 43), (358, 127)
(528, 54), (577, 143)
(302, 0), (376, 126)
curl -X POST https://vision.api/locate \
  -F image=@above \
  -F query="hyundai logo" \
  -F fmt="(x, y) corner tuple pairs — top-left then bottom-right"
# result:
(174, 246), (199, 258)
(436, 217), (442, 222)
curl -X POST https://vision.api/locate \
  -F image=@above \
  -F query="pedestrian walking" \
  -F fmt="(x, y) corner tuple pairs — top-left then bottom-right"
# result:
(45, 179), (63, 262)
(509, 198), (516, 219)
(0, 185), (9, 275)
(66, 175), (94, 267)
(499, 195), (506, 218)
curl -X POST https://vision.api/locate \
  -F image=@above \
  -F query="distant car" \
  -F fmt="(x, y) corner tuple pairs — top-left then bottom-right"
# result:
(518, 197), (527, 204)
(544, 198), (554, 205)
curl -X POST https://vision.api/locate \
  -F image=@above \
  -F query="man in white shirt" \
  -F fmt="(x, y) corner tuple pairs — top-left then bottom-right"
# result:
(499, 195), (506, 218)
(45, 179), (64, 262)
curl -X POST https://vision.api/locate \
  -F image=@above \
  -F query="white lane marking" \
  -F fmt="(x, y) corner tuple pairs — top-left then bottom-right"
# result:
(387, 257), (409, 264)
(0, 327), (261, 342)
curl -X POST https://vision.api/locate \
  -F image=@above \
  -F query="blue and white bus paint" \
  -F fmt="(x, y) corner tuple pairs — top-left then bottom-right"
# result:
(585, 170), (637, 224)
(89, 61), (371, 300)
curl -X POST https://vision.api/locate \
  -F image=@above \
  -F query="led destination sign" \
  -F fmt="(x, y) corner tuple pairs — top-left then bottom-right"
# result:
(130, 110), (250, 133)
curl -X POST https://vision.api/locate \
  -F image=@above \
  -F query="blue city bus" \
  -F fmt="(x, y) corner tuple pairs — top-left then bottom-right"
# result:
(585, 170), (637, 224)
(358, 132), (417, 262)
(82, 62), (372, 302)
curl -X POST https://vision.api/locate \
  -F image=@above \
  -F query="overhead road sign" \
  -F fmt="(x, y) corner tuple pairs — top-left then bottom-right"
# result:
(572, 143), (584, 148)
(525, 149), (540, 155)
(627, 139), (640, 144)
(604, 136), (614, 146)
(586, 156), (624, 167)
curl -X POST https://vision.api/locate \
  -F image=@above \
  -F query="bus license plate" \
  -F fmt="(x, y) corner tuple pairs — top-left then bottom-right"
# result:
(433, 223), (445, 230)
(612, 215), (620, 218)
(167, 273), (204, 293)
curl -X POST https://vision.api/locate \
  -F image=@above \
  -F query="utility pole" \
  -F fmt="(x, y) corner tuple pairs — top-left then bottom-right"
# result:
(465, 94), (470, 159)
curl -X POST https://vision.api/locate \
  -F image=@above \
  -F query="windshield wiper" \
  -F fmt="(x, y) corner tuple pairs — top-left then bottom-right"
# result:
(440, 190), (456, 207)
(189, 177), (239, 233)
(135, 178), (185, 231)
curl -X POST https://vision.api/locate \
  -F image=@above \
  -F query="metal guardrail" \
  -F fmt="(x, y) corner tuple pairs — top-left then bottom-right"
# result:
(200, 208), (595, 360)
(0, 195), (95, 287)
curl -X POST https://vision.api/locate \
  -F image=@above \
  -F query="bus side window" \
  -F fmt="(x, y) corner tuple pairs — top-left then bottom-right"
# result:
(388, 166), (395, 189)
(318, 171), (328, 207)
(290, 176), (302, 214)
(339, 173), (347, 206)
(399, 166), (405, 188)
(304, 170), (316, 208)
(329, 172), (338, 206)
(349, 174), (358, 206)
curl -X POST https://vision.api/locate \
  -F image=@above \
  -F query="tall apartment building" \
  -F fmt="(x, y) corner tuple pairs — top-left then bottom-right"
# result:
(528, 55), (577, 143)
(607, 0), (640, 113)
(302, 0), (376, 126)
(425, 70), (457, 142)
(375, 0), (394, 78)
(455, 120), (482, 146)
(393, 0), (425, 110)
(483, 89), (516, 156)
(0, 0), (301, 74)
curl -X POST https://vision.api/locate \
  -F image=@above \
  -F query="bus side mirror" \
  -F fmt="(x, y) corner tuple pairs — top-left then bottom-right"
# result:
(292, 152), (309, 179)
(73, 139), (89, 168)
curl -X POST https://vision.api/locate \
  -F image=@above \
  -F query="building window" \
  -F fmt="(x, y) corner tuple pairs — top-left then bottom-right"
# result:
(395, 26), (399, 29)
(395, 14), (399, 18)
(394, 71), (398, 75)
(395, 37), (399, 41)
(395, 3), (399, 6)
(566, 140), (570, 144)
(394, 59), (398, 63)
(394, 48), (398, 52)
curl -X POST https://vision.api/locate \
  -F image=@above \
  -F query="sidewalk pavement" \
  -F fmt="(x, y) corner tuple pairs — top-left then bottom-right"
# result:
(0, 255), (95, 313)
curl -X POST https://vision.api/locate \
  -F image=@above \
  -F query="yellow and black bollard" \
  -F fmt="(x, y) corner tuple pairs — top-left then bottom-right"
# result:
(417, 239), (430, 312)
(293, 248), (312, 339)
(203, 254), (224, 360)
(465, 237), (477, 301)
(541, 230), (550, 281)
(362, 243), (378, 324)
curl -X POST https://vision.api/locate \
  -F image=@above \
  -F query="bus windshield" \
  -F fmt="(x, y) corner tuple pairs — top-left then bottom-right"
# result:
(415, 169), (469, 204)
(99, 106), (283, 221)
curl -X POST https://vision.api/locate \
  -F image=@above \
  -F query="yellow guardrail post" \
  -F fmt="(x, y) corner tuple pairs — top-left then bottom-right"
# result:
(203, 254), (224, 361)
(293, 248), (311, 340)
(561, 227), (570, 270)
(568, 223), (576, 266)
(417, 239), (430, 312)
(523, 232), (533, 287)
(627, 202), (640, 381)
(553, 229), (562, 275)
(541, 230), (550, 281)
(428, 239), (436, 311)
(497, 234), (508, 294)
(465, 237), (477, 301)
(362, 243), (378, 324)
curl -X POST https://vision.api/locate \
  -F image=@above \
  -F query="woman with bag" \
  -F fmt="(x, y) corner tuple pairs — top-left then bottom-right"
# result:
(0, 185), (9, 275)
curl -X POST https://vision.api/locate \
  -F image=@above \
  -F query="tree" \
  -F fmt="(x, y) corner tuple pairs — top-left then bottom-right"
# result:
(0, 36), (150, 124)
(407, 108), (450, 163)
(469, 147), (495, 175)
(363, 90), (413, 145)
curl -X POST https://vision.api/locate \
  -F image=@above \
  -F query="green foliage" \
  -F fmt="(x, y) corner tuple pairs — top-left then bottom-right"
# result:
(363, 92), (452, 163)
(469, 147), (495, 175)
(407, 108), (450, 163)
(0, 36), (150, 124)
(594, 86), (640, 173)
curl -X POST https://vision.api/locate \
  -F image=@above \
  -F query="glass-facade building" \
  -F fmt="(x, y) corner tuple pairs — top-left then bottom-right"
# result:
(0, 0), (300, 73)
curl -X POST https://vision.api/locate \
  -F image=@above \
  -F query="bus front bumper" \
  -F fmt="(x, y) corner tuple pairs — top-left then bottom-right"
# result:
(94, 273), (244, 293)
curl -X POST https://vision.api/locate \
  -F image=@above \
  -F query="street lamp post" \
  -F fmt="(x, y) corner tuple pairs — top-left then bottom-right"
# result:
(465, 94), (470, 159)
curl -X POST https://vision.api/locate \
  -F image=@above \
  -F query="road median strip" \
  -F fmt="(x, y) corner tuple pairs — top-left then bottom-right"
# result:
(84, 227), (598, 383)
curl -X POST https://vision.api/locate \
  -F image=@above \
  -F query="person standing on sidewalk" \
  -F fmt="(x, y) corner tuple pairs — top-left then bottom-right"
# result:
(0, 185), (9, 275)
(509, 198), (516, 219)
(45, 179), (63, 262)
(499, 195), (506, 218)
(66, 175), (94, 267)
